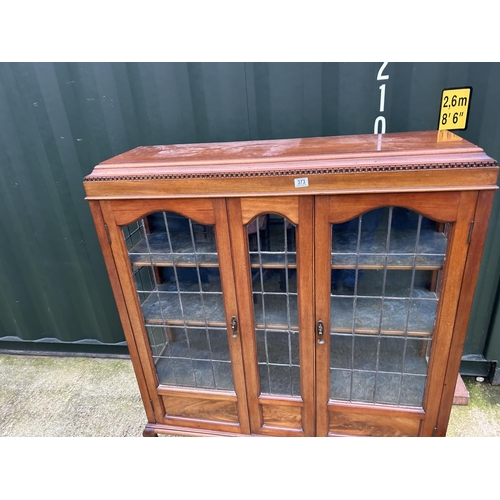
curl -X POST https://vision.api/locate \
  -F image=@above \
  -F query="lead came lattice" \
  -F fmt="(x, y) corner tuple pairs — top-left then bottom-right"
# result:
(123, 212), (235, 391)
(247, 215), (301, 397)
(329, 207), (447, 407)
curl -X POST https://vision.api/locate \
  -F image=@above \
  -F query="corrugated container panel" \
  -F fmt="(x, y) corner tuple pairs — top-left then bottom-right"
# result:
(0, 63), (122, 345)
(0, 62), (499, 363)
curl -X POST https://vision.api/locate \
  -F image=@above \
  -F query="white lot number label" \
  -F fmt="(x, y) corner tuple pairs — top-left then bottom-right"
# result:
(294, 177), (309, 188)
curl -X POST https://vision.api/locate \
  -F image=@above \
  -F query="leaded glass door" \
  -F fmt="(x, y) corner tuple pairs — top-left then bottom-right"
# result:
(227, 197), (315, 436)
(315, 192), (477, 437)
(103, 198), (250, 435)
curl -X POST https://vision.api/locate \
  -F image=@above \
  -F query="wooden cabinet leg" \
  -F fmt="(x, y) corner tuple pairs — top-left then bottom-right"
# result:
(143, 425), (158, 437)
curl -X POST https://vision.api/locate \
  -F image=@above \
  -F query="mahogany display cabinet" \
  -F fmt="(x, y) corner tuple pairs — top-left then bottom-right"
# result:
(84, 131), (498, 437)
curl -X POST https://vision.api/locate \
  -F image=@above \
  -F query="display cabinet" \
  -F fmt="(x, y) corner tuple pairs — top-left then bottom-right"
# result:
(84, 131), (498, 437)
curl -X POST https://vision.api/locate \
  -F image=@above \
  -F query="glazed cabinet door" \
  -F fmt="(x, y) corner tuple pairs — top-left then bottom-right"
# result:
(227, 197), (315, 436)
(99, 198), (251, 436)
(315, 192), (478, 437)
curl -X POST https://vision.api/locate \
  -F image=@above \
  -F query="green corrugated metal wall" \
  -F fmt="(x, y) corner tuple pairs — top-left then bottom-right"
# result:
(1, 62), (499, 369)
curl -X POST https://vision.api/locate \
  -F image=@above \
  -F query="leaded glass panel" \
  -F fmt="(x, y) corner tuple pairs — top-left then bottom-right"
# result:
(329, 207), (448, 407)
(123, 212), (234, 391)
(247, 214), (300, 397)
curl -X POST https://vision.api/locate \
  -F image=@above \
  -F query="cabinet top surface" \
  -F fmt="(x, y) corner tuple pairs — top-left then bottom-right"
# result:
(84, 131), (498, 196)
(92, 131), (490, 170)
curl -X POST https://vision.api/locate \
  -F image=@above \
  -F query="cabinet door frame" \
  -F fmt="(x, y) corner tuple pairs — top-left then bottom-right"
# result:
(227, 196), (315, 436)
(99, 198), (251, 435)
(314, 191), (478, 436)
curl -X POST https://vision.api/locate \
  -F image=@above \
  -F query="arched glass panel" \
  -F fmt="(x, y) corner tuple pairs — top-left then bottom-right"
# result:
(122, 212), (234, 391)
(246, 214), (300, 397)
(329, 207), (448, 407)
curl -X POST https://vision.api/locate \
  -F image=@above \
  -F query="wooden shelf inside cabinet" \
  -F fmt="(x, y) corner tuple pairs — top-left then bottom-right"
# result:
(140, 284), (227, 327)
(129, 229), (446, 271)
(139, 284), (437, 338)
(129, 232), (219, 268)
(249, 252), (297, 269)
(330, 289), (437, 337)
(331, 229), (447, 270)
(84, 130), (498, 437)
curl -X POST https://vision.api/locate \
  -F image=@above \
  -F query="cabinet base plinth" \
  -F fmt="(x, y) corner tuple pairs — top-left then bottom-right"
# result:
(142, 422), (248, 437)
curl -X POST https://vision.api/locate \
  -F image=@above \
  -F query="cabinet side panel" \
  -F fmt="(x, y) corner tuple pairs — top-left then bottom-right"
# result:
(435, 190), (496, 435)
(88, 200), (154, 422)
(99, 200), (166, 422)
(420, 191), (478, 436)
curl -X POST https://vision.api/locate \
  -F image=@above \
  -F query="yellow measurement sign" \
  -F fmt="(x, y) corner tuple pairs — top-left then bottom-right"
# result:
(438, 87), (472, 130)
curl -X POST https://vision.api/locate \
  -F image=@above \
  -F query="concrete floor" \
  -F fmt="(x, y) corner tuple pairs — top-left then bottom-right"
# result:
(0, 354), (145, 437)
(447, 375), (500, 436)
(0, 353), (499, 437)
